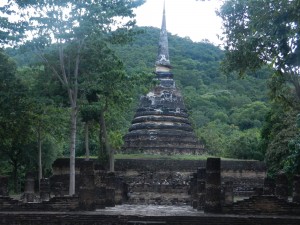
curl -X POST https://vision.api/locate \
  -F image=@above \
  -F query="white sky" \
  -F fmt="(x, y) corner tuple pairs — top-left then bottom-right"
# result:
(0, 0), (224, 45)
(134, 0), (224, 45)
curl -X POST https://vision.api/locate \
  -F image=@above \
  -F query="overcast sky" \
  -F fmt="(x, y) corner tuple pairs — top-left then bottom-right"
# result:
(134, 0), (224, 45)
(0, 0), (223, 45)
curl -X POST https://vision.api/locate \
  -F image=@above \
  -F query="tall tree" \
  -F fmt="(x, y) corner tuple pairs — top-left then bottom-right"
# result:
(218, 0), (300, 171)
(218, 0), (300, 107)
(1, 0), (145, 195)
(0, 50), (35, 192)
(17, 66), (69, 183)
(80, 36), (139, 172)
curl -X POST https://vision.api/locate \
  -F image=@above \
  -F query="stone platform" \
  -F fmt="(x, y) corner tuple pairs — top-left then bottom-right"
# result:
(1, 205), (300, 225)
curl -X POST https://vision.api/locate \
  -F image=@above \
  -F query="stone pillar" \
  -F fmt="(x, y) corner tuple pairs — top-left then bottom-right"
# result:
(190, 173), (197, 208)
(0, 176), (9, 197)
(53, 182), (63, 197)
(24, 172), (35, 203)
(114, 177), (126, 205)
(79, 160), (96, 210)
(40, 178), (50, 201)
(106, 188), (116, 207)
(204, 158), (221, 213)
(105, 172), (116, 207)
(293, 175), (300, 203)
(275, 172), (289, 201)
(197, 167), (206, 210)
(224, 181), (233, 205)
(263, 177), (275, 195)
(197, 181), (206, 210)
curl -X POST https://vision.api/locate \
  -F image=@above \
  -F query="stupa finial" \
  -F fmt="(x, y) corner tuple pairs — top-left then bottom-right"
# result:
(155, 0), (171, 71)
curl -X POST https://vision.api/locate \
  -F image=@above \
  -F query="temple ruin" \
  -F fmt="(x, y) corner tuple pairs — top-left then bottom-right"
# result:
(1, 3), (300, 225)
(122, 3), (204, 155)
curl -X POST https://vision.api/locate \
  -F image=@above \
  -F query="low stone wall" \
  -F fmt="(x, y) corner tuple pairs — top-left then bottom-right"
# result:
(115, 159), (266, 197)
(50, 158), (266, 205)
(0, 196), (79, 211)
(223, 195), (300, 215)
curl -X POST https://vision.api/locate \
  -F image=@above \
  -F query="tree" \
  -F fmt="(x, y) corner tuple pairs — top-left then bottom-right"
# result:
(80, 36), (144, 171)
(1, 0), (145, 195)
(225, 129), (263, 160)
(17, 66), (69, 184)
(218, 0), (300, 107)
(260, 105), (298, 175)
(0, 50), (35, 192)
(284, 114), (300, 176)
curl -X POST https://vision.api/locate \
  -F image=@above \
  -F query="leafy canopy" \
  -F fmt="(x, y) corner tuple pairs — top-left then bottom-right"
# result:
(218, 0), (300, 75)
(0, 0), (145, 47)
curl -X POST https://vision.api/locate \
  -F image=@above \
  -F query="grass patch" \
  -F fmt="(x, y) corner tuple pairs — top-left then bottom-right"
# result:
(115, 153), (214, 160)
(78, 154), (250, 161)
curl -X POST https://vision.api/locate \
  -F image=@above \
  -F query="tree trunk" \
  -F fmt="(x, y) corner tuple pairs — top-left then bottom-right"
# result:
(69, 106), (77, 196)
(99, 110), (114, 172)
(38, 126), (42, 188)
(85, 122), (90, 161)
(12, 161), (18, 193)
(109, 149), (115, 172)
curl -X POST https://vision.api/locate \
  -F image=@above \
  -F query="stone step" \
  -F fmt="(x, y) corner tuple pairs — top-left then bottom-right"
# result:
(128, 221), (166, 225)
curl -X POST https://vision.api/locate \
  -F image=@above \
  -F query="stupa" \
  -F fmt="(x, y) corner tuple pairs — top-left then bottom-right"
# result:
(123, 2), (204, 155)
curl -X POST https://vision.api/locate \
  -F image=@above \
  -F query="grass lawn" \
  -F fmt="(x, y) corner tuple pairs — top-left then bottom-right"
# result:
(79, 154), (251, 161)
(114, 153), (234, 161)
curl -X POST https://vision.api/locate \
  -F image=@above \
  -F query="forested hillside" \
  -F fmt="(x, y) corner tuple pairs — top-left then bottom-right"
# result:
(113, 26), (271, 160)
(1, 1), (299, 195)
(2, 25), (297, 189)
(6, 26), (272, 161)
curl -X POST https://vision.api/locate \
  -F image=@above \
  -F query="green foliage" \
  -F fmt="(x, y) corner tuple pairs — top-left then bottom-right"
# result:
(225, 129), (263, 160)
(219, 0), (300, 176)
(218, 0), (300, 106)
(0, 50), (36, 191)
(230, 101), (269, 130)
(284, 114), (300, 176)
(261, 105), (298, 176)
(112, 26), (271, 158)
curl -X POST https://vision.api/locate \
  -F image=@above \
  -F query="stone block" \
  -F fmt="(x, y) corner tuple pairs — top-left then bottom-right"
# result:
(197, 193), (205, 210)
(197, 180), (205, 193)
(293, 175), (300, 203)
(53, 182), (64, 197)
(24, 172), (35, 194)
(0, 176), (9, 197)
(264, 177), (275, 195)
(224, 181), (233, 205)
(275, 172), (288, 201)
(80, 160), (94, 175)
(106, 188), (115, 207)
(197, 167), (206, 181)
(79, 188), (96, 211)
(204, 158), (221, 213)
(23, 172), (36, 203)
(40, 178), (50, 201)
(206, 158), (221, 171)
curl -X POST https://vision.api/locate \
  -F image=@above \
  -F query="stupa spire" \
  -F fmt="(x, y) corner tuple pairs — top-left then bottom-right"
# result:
(122, 0), (204, 155)
(155, 0), (171, 71)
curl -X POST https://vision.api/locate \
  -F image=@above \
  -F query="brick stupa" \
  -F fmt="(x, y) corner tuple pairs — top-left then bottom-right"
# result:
(122, 3), (204, 155)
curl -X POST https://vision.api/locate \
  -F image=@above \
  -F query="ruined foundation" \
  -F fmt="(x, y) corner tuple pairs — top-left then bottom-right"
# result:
(40, 178), (50, 201)
(275, 172), (289, 200)
(204, 158), (221, 213)
(293, 175), (300, 203)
